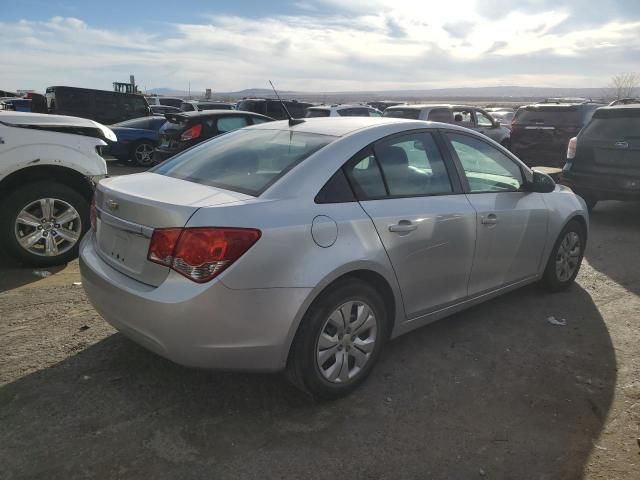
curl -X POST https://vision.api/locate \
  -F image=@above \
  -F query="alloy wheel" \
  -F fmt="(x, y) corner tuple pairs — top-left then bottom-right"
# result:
(14, 198), (82, 258)
(134, 143), (154, 166)
(555, 231), (581, 282)
(316, 301), (378, 384)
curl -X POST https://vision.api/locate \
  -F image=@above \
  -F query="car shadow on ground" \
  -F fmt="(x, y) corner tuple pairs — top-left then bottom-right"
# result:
(584, 200), (640, 296)
(0, 283), (615, 479)
(0, 250), (67, 293)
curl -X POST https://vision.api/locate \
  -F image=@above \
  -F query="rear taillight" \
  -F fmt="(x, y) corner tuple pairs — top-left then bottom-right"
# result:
(90, 195), (97, 232)
(180, 124), (202, 141)
(147, 227), (261, 283)
(567, 137), (577, 159)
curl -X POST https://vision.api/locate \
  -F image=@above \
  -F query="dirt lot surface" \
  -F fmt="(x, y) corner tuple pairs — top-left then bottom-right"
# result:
(1, 164), (639, 479)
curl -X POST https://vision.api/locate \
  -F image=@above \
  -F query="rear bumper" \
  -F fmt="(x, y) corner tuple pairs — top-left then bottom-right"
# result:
(561, 166), (640, 200)
(79, 233), (312, 371)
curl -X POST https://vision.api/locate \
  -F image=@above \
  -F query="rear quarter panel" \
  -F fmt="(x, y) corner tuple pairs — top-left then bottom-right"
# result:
(185, 196), (406, 348)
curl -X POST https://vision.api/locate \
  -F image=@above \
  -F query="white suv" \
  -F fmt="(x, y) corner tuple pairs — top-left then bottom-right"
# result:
(0, 112), (114, 266)
(305, 104), (382, 118)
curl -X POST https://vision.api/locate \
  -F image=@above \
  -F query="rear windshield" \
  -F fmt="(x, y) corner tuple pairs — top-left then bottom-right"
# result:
(582, 116), (640, 140)
(151, 129), (336, 195)
(306, 109), (331, 118)
(382, 109), (421, 120)
(513, 107), (580, 126)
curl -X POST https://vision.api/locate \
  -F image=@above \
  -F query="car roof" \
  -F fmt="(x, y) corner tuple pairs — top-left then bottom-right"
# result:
(247, 116), (470, 137)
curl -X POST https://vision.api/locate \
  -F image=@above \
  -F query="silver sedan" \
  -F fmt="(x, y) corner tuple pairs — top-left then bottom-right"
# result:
(80, 117), (588, 399)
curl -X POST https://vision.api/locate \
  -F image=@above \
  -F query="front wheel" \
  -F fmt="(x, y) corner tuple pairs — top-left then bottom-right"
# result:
(286, 279), (388, 399)
(542, 219), (586, 292)
(0, 181), (89, 267)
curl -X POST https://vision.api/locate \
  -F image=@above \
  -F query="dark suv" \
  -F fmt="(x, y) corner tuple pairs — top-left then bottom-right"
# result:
(561, 105), (640, 210)
(153, 110), (273, 163)
(511, 101), (604, 167)
(236, 98), (313, 120)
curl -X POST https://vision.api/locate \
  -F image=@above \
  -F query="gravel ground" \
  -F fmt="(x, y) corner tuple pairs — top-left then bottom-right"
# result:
(1, 167), (638, 479)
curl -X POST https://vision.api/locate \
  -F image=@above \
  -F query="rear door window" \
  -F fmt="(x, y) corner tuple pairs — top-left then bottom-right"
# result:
(373, 132), (453, 197)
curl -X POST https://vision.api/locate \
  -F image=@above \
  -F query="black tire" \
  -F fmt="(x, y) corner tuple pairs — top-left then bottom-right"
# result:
(0, 181), (89, 267)
(286, 278), (389, 400)
(130, 140), (155, 167)
(574, 190), (598, 211)
(542, 219), (586, 292)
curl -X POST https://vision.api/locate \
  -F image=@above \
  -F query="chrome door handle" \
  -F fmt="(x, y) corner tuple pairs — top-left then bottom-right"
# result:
(389, 221), (417, 233)
(481, 214), (498, 225)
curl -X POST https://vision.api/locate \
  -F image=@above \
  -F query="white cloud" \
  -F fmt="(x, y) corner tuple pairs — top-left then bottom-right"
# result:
(1, 2), (639, 93)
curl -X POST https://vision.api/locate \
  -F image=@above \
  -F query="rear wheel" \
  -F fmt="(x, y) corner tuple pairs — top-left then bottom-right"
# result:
(130, 140), (155, 167)
(286, 279), (388, 399)
(542, 219), (586, 291)
(0, 182), (89, 267)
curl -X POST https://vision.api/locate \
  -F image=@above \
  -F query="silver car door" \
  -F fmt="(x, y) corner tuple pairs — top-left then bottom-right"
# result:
(345, 131), (477, 319)
(443, 131), (549, 296)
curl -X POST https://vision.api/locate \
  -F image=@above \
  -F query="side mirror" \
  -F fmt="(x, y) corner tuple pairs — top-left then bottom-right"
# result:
(494, 121), (501, 128)
(528, 169), (556, 193)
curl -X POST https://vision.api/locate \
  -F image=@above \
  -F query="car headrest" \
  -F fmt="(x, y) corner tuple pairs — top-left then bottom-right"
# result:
(378, 146), (409, 168)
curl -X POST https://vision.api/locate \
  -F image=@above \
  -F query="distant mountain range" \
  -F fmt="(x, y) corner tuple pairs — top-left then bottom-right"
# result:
(147, 86), (613, 103)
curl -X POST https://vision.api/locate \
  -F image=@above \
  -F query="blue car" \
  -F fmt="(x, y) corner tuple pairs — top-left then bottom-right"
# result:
(108, 116), (167, 167)
(1, 98), (32, 112)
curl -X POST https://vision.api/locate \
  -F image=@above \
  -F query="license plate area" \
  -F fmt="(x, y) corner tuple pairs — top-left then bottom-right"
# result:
(96, 220), (150, 274)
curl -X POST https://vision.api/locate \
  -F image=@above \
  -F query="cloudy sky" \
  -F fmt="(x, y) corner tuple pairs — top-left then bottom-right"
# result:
(2, 0), (639, 92)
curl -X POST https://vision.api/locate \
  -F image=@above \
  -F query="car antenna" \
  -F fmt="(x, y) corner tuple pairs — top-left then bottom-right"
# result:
(269, 80), (305, 126)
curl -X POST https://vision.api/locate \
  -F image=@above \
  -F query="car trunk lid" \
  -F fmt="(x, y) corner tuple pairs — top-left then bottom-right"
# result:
(94, 172), (253, 286)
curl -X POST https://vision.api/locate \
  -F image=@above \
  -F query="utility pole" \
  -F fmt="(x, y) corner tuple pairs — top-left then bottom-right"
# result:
(188, 81), (191, 100)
